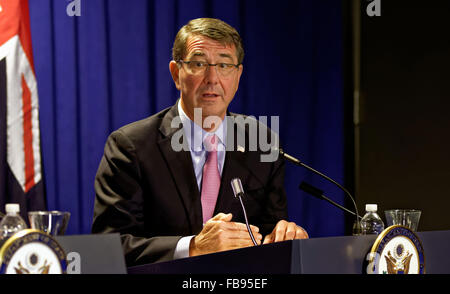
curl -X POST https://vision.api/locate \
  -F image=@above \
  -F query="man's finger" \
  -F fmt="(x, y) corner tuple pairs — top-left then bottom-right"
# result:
(211, 213), (233, 221)
(227, 239), (258, 250)
(274, 220), (288, 242)
(263, 233), (273, 244)
(226, 229), (263, 241)
(295, 226), (309, 239)
(285, 222), (297, 240)
(249, 225), (260, 233)
(210, 214), (259, 235)
(220, 221), (259, 233)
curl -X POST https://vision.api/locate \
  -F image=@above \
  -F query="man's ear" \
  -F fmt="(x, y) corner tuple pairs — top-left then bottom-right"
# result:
(237, 64), (243, 82)
(169, 61), (181, 90)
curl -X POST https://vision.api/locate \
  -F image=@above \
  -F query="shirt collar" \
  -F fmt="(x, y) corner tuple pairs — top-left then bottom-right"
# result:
(177, 100), (227, 152)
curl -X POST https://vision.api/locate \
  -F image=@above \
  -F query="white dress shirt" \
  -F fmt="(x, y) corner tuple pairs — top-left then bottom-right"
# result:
(173, 100), (227, 259)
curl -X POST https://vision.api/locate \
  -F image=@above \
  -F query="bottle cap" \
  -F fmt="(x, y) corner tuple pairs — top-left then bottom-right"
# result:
(5, 203), (20, 214)
(365, 204), (378, 212)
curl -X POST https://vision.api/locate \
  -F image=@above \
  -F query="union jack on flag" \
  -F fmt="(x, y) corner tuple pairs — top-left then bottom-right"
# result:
(0, 0), (46, 219)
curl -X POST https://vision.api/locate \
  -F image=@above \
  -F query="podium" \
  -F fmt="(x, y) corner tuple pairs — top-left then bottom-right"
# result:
(128, 230), (450, 274)
(55, 233), (127, 274)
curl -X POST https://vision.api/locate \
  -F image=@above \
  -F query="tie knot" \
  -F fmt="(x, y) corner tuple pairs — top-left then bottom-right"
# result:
(204, 134), (218, 152)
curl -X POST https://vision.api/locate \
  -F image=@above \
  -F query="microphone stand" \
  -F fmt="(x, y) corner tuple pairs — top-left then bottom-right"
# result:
(280, 148), (362, 235)
(231, 178), (259, 246)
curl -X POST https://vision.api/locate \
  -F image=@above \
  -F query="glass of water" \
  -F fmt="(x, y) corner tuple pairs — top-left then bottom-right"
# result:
(28, 211), (71, 236)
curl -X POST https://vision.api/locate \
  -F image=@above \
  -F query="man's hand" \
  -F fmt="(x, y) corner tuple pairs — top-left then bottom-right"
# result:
(263, 220), (308, 244)
(189, 213), (262, 257)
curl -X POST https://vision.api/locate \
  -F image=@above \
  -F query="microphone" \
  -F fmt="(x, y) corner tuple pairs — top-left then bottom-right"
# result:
(299, 181), (362, 219)
(278, 148), (362, 234)
(231, 178), (259, 246)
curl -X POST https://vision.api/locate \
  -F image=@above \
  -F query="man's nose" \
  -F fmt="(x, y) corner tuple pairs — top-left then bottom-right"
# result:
(203, 65), (220, 84)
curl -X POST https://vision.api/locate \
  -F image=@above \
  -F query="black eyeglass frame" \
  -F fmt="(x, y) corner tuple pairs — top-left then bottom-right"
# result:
(177, 60), (241, 74)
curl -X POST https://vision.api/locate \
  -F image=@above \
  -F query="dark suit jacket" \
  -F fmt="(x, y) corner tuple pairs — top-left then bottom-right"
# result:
(92, 102), (288, 266)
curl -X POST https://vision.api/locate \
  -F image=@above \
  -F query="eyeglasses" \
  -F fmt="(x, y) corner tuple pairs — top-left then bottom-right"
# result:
(177, 60), (240, 77)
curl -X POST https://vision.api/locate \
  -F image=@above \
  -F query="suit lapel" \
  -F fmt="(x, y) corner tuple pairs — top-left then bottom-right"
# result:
(214, 149), (248, 215)
(157, 103), (203, 233)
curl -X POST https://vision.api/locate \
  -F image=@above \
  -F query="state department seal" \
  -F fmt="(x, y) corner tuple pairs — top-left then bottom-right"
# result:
(0, 229), (67, 274)
(366, 225), (425, 274)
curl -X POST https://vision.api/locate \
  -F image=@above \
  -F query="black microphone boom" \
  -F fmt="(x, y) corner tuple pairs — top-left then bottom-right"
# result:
(278, 148), (361, 233)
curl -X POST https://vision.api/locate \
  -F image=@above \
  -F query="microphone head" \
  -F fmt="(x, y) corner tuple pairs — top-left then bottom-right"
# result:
(277, 147), (283, 155)
(277, 148), (302, 165)
(270, 146), (281, 154)
(231, 178), (245, 198)
(299, 181), (324, 199)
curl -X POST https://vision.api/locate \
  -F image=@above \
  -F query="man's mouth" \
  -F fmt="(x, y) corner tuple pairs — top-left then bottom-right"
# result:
(202, 93), (220, 98)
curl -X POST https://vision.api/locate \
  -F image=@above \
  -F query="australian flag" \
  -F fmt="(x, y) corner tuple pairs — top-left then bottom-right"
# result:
(0, 0), (46, 220)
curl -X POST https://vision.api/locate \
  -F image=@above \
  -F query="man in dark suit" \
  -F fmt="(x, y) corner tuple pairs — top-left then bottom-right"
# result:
(92, 18), (308, 267)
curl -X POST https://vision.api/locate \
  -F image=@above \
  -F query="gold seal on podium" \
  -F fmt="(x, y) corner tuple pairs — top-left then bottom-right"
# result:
(0, 229), (67, 274)
(367, 225), (425, 274)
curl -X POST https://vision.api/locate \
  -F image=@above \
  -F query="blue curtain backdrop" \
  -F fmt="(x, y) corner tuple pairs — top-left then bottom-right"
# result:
(28, 0), (345, 237)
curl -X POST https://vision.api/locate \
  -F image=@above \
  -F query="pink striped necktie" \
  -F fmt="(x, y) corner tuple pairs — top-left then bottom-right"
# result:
(201, 134), (221, 224)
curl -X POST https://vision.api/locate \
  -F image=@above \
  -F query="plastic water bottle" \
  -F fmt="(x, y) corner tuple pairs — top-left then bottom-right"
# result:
(360, 204), (385, 235)
(0, 204), (28, 243)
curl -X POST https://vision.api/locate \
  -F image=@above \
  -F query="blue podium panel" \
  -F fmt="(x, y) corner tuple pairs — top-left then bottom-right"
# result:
(127, 230), (450, 274)
(293, 234), (377, 274)
(418, 230), (450, 274)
